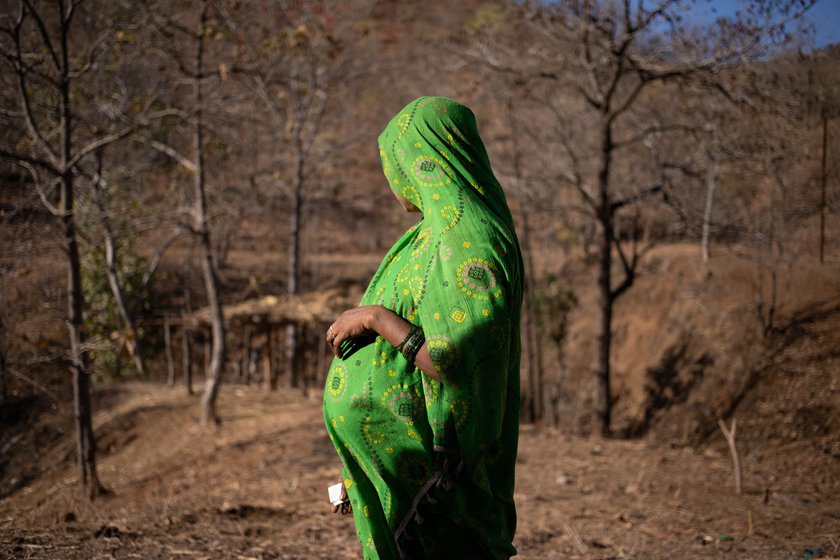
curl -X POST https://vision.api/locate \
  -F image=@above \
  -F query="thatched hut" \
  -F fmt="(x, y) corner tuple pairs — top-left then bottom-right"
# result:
(167, 289), (358, 392)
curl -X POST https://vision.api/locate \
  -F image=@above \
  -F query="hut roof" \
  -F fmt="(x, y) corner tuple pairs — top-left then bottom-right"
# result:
(184, 289), (358, 329)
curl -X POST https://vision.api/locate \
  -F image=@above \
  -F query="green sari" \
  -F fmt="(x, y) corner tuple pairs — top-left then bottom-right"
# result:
(323, 97), (523, 559)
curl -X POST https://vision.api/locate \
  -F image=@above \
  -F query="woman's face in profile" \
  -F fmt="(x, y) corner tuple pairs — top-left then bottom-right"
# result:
(379, 145), (420, 213)
(394, 193), (421, 213)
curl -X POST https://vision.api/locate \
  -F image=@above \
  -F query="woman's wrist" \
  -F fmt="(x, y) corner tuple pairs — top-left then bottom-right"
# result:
(365, 305), (387, 332)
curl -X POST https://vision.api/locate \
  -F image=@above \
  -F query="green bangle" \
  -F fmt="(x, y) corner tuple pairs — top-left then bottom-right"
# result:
(395, 325), (420, 352)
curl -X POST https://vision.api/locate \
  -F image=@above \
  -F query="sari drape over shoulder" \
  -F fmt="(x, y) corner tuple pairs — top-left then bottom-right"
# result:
(323, 97), (523, 559)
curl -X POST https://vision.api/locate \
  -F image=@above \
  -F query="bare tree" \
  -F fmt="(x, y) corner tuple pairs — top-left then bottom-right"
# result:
(806, 50), (840, 263)
(700, 127), (720, 262)
(251, 15), (330, 387)
(0, 0), (141, 497)
(190, 3), (226, 425)
(234, 0), (365, 387)
(141, 0), (243, 424)
(466, 0), (815, 435)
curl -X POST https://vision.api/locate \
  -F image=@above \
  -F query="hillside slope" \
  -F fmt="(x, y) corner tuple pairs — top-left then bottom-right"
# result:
(552, 242), (840, 495)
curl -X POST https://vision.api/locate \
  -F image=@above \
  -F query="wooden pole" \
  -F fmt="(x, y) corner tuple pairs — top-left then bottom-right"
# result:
(273, 326), (282, 386)
(241, 323), (252, 383)
(316, 322), (327, 389)
(301, 323), (310, 397)
(182, 290), (193, 395)
(182, 330), (193, 395)
(287, 324), (299, 388)
(263, 325), (274, 391)
(164, 314), (175, 386)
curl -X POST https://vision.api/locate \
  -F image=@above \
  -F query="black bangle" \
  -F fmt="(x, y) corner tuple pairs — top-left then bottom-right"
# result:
(401, 328), (425, 364)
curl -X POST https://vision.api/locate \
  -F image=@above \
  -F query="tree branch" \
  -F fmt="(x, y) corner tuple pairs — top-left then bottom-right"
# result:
(139, 227), (184, 298)
(610, 184), (663, 213)
(19, 161), (62, 216)
(142, 138), (197, 172)
(614, 123), (699, 149)
(8, 8), (59, 167)
(21, 0), (60, 71)
(68, 126), (137, 168)
(0, 147), (60, 175)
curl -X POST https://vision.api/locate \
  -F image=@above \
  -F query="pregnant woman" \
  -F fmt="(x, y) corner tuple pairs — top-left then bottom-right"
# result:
(323, 96), (523, 559)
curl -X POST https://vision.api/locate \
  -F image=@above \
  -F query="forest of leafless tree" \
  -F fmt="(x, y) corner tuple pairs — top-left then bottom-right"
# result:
(1, 1), (838, 558)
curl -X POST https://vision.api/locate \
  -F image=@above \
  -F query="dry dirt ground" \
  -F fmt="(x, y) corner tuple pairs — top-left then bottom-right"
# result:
(1, 383), (838, 560)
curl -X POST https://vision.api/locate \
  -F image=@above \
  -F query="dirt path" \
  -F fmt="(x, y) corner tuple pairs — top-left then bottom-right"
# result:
(1, 383), (837, 559)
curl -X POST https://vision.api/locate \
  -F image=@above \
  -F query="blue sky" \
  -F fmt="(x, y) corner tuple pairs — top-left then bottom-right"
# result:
(809, 0), (840, 46)
(682, 0), (839, 47)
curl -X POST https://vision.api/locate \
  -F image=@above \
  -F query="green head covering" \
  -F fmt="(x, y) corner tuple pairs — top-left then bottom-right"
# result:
(378, 96), (516, 236)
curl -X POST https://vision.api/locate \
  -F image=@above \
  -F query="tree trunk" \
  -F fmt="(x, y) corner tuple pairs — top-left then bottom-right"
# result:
(701, 157), (720, 262)
(520, 211), (544, 423)
(63, 171), (108, 499)
(199, 228), (226, 425)
(594, 118), (614, 438)
(594, 229), (613, 437)
(57, 7), (107, 497)
(192, 5), (226, 426)
(286, 155), (304, 387)
(820, 116), (828, 263)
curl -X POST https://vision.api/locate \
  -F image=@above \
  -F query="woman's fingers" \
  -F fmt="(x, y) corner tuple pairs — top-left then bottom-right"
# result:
(327, 325), (346, 357)
(326, 307), (375, 358)
(326, 322), (349, 357)
(326, 324), (339, 355)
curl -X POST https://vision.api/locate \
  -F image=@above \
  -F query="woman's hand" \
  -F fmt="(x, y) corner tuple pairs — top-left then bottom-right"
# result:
(330, 482), (350, 514)
(326, 305), (440, 381)
(326, 305), (384, 358)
